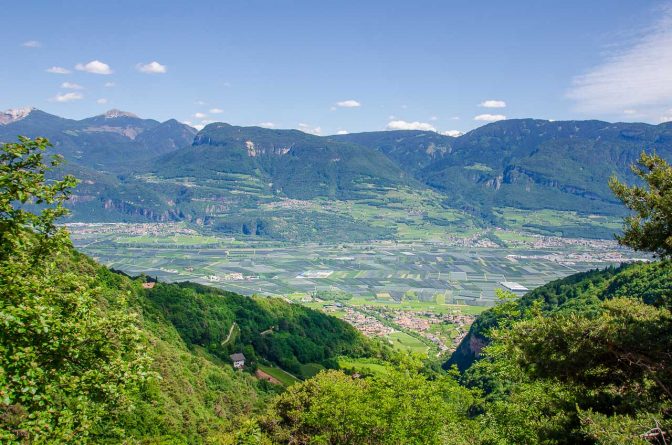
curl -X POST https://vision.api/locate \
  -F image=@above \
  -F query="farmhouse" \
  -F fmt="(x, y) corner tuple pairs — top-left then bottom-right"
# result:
(230, 353), (246, 369)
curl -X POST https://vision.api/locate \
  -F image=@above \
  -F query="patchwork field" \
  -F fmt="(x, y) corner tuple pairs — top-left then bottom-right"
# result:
(68, 223), (645, 306)
(67, 222), (647, 357)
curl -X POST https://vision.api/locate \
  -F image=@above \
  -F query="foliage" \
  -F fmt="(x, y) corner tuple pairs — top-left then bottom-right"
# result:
(144, 282), (372, 377)
(610, 152), (672, 257)
(258, 361), (480, 445)
(469, 297), (672, 444)
(447, 261), (672, 371)
(312, 289), (353, 301)
(0, 137), (151, 443)
(0, 136), (76, 245)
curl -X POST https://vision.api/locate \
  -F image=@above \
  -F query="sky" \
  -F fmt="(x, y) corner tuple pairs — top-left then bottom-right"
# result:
(1, 0), (671, 135)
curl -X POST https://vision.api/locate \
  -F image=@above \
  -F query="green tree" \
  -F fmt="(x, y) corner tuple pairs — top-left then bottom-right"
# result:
(259, 360), (480, 445)
(472, 297), (672, 444)
(0, 137), (152, 443)
(609, 152), (672, 257)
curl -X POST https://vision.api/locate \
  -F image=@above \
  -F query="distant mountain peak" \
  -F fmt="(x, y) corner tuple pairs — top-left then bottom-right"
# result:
(103, 109), (139, 119)
(0, 107), (35, 125)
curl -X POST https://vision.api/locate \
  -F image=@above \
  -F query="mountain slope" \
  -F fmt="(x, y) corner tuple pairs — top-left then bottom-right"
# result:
(337, 119), (672, 221)
(5, 109), (672, 240)
(0, 108), (196, 170)
(154, 123), (409, 200)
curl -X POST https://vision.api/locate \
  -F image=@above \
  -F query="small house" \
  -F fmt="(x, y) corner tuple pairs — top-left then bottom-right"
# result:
(142, 282), (155, 289)
(230, 353), (246, 369)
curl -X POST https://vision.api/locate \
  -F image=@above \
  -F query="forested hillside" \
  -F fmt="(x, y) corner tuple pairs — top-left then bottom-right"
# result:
(447, 260), (672, 370)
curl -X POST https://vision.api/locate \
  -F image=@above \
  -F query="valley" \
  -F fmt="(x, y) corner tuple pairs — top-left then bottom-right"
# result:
(68, 221), (645, 357)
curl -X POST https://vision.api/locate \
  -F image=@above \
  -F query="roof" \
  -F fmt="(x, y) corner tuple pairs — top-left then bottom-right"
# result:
(500, 281), (529, 291)
(230, 353), (246, 362)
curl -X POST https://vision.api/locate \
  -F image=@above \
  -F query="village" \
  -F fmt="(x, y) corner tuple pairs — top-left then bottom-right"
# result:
(323, 302), (476, 355)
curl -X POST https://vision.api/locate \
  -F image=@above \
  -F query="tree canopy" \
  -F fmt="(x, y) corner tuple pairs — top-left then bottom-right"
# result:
(0, 137), (151, 443)
(610, 152), (672, 257)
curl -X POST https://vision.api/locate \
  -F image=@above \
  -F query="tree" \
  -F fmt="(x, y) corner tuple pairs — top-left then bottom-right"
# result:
(259, 360), (481, 445)
(0, 137), (152, 443)
(609, 152), (672, 257)
(0, 136), (76, 254)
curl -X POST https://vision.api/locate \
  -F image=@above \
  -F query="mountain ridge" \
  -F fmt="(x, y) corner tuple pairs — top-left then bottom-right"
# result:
(3, 108), (672, 240)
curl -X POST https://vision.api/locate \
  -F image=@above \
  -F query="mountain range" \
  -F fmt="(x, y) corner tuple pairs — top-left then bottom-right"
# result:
(3, 107), (671, 241)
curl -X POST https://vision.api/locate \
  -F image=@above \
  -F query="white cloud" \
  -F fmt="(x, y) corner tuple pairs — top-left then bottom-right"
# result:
(136, 61), (167, 74)
(442, 130), (464, 137)
(258, 122), (276, 128)
(194, 112), (207, 119)
(22, 40), (41, 48)
(474, 114), (506, 122)
(335, 99), (361, 108)
(386, 120), (436, 132)
(479, 100), (506, 108)
(52, 92), (84, 102)
(623, 109), (638, 115)
(336, 130), (349, 135)
(61, 82), (83, 90)
(430, 116), (438, 121)
(75, 60), (112, 75)
(46, 66), (71, 74)
(97, 98), (108, 104)
(209, 108), (224, 114)
(659, 109), (672, 122)
(193, 124), (205, 131)
(195, 100), (206, 105)
(567, 8), (672, 116)
(298, 123), (322, 135)
(104, 82), (115, 87)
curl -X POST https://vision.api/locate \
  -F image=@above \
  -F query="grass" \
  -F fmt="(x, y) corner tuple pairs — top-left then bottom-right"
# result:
(493, 207), (622, 237)
(387, 331), (429, 355)
(257, 364), (301, 386)
(114, 234), (222, 246)
(345, 296), (487, 315)
(300, 363), (325, 378)
(338, 358), (391, 376)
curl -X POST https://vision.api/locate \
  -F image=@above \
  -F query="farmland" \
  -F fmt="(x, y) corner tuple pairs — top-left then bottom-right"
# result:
(69, 222), (643, 305)
(67, 222), (646, 357)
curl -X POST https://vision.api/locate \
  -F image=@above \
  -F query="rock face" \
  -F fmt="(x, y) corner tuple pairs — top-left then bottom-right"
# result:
(443, 331), (488, 372)
(0, 107), (34, 125)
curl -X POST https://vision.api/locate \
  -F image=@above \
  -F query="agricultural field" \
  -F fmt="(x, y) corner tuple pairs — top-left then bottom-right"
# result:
(256, 364), (301, 386)
(68, 222), (644, 306)
(67, 222), (647, 358)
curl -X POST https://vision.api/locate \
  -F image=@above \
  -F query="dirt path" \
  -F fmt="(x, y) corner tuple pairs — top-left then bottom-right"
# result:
(221, 322), (237, 346)
(255, 369), (281, 385)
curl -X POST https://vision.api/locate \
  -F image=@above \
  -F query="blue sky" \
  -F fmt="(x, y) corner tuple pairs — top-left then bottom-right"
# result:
(1, 0), (671, 135)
